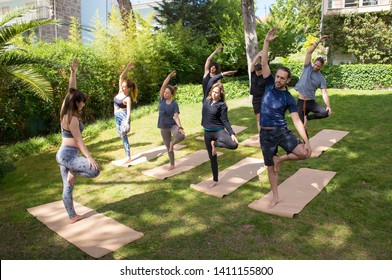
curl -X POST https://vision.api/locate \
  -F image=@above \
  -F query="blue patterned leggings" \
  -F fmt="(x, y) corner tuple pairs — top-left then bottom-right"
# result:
(56, 146), (100, 219)
(115, 110), (131, 157)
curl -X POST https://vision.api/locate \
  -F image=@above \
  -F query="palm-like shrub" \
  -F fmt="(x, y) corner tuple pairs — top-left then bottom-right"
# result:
(0, 7), (58, 101)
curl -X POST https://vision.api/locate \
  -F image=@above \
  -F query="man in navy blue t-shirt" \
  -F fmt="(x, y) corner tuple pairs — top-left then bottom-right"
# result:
(259, 28), (312, 208)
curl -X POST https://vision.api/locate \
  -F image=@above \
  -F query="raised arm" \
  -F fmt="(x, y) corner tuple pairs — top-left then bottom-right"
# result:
(305, 35), (328, 65)
(204, 46), (223, 77)
(204, 70), (237, 101)
(69, 58), (77, 89)
(160, 70), (176, 100)
(250, 51), (262, 72)
(261, 28), (277, 78)
(119, 61), (134, 90)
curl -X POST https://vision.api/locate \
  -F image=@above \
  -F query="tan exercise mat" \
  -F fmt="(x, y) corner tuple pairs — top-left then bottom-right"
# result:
(248, 168), (336, 218)
(27, 200), (144, 258)
(142, 149), (223, 180)
(196, 125), (247, 141)
(240, 134), (260, 147)
(190, 157), (266, 198)
(310, 129), (349, 157)
(112, 144), (186, 166)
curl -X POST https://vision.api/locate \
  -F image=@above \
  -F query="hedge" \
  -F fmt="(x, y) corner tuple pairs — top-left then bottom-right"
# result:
(270, 63), (392, 90)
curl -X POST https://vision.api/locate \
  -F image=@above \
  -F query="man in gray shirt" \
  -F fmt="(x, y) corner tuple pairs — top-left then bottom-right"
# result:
(295, 35), (332, 128)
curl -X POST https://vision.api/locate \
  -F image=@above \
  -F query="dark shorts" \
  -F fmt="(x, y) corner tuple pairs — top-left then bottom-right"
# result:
(252, 94), (262, 114)
(259, 127), (302, 166)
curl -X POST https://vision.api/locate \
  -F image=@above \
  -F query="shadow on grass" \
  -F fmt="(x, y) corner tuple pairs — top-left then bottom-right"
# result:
(1, 92), (392, 259)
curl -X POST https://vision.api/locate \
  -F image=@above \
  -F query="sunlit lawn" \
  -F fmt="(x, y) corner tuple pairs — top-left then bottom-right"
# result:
(1, 89), (392, 259)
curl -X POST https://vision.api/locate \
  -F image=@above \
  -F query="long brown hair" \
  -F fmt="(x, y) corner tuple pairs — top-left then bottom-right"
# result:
(207, 82), (225, 102)
(124, 79), (138, 102)
(60, 88), (87, 124)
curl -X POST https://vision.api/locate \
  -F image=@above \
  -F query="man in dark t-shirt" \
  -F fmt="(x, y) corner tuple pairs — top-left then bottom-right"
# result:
(259, 28), (312, 209)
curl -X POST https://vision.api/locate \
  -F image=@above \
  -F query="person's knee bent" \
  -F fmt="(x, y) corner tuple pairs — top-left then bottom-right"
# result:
(231, 142), (239, 150)
(177, 133), (185, 142)
(294, 144), (307, 160)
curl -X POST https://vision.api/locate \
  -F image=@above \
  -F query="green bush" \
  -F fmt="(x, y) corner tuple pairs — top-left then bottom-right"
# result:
(271, 62), (392, 90)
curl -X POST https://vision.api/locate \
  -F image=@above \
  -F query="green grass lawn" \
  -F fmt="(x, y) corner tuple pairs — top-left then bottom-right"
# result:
(1, 89), (392, 260)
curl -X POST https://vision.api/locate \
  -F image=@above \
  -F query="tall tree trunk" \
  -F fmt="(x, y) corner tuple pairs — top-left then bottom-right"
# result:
(241, 0), (258, 85)
(117, 0), (135, 26)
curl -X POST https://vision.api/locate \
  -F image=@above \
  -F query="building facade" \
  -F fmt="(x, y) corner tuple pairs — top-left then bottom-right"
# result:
(0, 0), (163, 42)
(323, 0), (391, 16)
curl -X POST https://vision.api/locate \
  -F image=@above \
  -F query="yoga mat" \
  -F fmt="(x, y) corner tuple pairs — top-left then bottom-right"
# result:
(27, 200), (144, 258)
(112, 144), (186, 166)
(240, 134), (260, 147)
(248, 168), (336, 218)
(142, 149), (223, 180)
(196, 125), (247, 141)
(310, 129), (349, 157)
(190, 157), (266, 198)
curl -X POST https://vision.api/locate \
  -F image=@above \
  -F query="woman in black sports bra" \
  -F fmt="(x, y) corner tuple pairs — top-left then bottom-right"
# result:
(112, 62), (138, 166)
(55, 58), (100, 224)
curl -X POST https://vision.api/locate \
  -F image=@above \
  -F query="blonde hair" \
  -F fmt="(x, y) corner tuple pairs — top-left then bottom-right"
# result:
(125, 79), (138, 102)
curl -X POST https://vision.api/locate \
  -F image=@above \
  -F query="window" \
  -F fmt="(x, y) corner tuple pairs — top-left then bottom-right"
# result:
(362, 0), (378, 5)
(345, 0), (358, 7)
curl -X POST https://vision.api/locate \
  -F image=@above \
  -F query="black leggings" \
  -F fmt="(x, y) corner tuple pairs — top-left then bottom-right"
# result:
(204, 130), (238, 182)
(297, 99), (329, 124)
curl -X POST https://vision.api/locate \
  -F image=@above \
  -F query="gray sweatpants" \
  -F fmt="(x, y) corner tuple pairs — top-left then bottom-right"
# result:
(160, 126), (185, 165)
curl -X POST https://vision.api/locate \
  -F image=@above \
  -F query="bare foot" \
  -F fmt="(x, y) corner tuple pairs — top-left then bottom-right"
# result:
(267, 196), (279, 208)
(273, 156), (280, 175)
(168, 164), (175, 171)
(67, 171), (75, 185)
(211, 140), (216, 156)
(121, 157), (132, 167)
(69, 214), (84, 224)
(208, 181), (218, 189)
(169, 141), (174, 152)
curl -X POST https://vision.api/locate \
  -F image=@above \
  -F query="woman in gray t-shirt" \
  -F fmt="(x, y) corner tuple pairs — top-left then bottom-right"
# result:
(158, 70), (185, 170)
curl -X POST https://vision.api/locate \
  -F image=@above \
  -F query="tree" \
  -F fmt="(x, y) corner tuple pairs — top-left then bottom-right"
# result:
(0, 7), (58, 101)
(323, 11), (392, 64)
(260, 0), (322, 60)
(117, 0), (135, 26)
(241, 0), (258, 80)
(154, 0), (228, 44)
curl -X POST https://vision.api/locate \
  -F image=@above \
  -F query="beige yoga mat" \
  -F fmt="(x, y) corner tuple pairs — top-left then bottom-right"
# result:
(240, 134), (260, 147)
(248, 168), (336, 218)
(310, 129), (349, 157)
(142, 149), (223, 180)
(190, 157), (266, 198)
(27, 200), (144, 258)
(196, 125), (247, 141)
(112, 144), (186, 166)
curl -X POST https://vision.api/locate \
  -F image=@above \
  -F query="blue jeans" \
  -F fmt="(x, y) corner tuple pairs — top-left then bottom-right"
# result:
(115, 110), (131, 157)
(56, 146), (100, 219)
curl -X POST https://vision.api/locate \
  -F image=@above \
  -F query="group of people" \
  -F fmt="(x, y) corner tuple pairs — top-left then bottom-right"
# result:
(56, 28), (332, 223)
